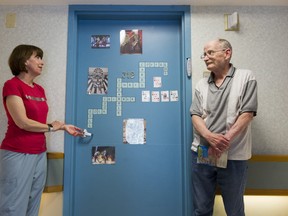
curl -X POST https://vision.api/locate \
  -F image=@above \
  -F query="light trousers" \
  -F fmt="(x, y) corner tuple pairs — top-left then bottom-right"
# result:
(0, 150), (47, 216)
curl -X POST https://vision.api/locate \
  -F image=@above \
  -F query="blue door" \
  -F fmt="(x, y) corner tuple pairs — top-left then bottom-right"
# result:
(64, 6), (192, 216)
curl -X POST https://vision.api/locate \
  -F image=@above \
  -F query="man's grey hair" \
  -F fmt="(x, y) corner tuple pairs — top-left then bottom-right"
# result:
(218, 38), (232, 51)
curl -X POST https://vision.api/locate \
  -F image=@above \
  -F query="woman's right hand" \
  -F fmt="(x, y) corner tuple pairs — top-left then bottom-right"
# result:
(62, 124), (84, 136)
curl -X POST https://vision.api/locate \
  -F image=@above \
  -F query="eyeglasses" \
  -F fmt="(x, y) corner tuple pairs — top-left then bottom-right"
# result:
(200, 49), (226, 59)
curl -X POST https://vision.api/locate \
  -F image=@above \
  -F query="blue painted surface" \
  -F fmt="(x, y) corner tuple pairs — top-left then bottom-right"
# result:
(65, 5), (192, 216)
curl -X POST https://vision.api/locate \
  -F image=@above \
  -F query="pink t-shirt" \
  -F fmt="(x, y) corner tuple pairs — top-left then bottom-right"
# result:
(1, 77), (48, 154)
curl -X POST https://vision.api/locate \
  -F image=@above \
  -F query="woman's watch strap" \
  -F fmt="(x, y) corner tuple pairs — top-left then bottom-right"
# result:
(47, 123), (54, 132)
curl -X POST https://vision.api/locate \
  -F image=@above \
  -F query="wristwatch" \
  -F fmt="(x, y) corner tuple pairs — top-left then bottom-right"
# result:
(47, 124), (54, 132)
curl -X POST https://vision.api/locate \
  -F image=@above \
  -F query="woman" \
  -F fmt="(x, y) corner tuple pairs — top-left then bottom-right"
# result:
(0, 44), (83, 216)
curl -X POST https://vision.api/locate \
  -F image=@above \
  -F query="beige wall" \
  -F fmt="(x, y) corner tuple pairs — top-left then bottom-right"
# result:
(1, 5), (288, 216)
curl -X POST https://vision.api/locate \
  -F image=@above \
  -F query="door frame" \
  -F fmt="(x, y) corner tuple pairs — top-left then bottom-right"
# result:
(64, 5), (192, 216)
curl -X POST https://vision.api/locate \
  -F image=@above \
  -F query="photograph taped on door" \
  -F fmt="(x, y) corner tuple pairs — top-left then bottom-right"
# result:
(120, 29), (142, 54)
(92, 146), (115, 165)
(87, 67), (108, 95)
(91, 35), (111, 48)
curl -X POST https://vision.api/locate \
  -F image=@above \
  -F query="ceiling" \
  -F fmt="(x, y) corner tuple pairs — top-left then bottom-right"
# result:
(1, 0), (288, 6)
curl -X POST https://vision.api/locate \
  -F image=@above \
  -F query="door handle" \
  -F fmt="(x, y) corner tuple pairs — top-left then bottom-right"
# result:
(81, 129), (92, 138)
(79, 129), (93, 144)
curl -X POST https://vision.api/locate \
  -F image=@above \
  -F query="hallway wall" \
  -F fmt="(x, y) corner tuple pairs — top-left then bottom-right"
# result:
(0, 5), (287, 216)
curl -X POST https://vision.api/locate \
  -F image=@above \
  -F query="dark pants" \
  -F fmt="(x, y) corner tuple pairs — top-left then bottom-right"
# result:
(191, 152), (248, 216)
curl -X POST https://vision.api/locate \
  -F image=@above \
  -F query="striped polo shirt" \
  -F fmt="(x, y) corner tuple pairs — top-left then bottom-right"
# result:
(190, 65), (258, 160)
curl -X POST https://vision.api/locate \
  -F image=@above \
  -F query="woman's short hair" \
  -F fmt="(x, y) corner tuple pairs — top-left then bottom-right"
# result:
(8, 44), (43, 76)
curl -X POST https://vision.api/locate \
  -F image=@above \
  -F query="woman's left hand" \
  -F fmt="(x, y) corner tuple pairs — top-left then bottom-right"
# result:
(51, 120), (65, 131)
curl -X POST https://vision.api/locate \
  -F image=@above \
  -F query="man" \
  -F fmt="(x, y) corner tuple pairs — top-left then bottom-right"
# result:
(190, 38), (257, 216)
